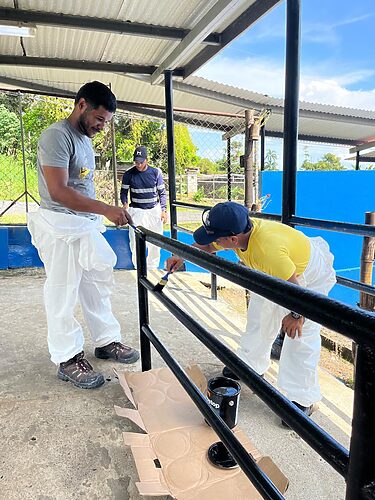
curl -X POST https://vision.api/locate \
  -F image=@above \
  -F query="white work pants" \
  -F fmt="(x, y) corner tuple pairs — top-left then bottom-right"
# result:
(28, 209), (121, 364)
(238, 237), (336, 407)
(128, 205), (163, 269)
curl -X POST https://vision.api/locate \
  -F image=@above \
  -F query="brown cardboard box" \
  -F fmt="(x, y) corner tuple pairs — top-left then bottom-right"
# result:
(115, 366), (288, 499)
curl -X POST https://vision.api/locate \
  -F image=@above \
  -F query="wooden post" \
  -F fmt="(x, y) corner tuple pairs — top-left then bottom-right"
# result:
(244, 110), (254, 208)
(360, 212), (375, 312)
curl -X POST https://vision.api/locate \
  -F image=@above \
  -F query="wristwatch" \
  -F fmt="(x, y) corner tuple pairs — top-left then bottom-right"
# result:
(290, 311), (302, 320)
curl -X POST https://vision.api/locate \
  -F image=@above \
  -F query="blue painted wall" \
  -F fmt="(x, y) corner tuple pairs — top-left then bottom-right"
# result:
(260, 171), (375, 307)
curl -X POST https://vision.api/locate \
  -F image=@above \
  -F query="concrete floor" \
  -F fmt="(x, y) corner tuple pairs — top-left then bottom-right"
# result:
(0, 268), (353, 500)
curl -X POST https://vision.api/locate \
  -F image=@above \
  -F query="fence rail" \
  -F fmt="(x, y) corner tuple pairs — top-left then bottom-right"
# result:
(135, 226), (375, 500)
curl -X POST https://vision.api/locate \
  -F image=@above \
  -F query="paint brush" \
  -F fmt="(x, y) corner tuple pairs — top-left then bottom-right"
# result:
(153, 270), (173, 292)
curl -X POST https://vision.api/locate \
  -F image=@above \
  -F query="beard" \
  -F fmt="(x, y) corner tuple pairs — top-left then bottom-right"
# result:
(78, 111), (99, 138)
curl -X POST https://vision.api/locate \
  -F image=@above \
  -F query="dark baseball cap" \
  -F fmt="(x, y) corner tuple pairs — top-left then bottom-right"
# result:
(133, 146), (147, 162)
(193, 202), (251, 245)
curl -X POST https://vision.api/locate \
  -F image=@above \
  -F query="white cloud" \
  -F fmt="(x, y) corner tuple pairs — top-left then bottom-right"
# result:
(197, 56), (375, 110)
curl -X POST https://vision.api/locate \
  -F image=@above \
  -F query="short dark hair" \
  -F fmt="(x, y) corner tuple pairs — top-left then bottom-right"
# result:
(75, 81), (117, 112)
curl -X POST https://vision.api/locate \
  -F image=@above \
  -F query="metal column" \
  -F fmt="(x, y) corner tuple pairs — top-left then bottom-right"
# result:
(346, 344), (375, 499)
(260, 125), (265, 171)
(355, 151), (360, 171)
(282, 0), (301, 225)
(227, 137), (231, 201)
(18, 92), (29, 212)
(164, 70), (178, 240)
(135, 230), (152, 371)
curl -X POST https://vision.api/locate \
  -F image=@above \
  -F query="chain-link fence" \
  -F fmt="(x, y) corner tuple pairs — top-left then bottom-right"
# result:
(0, 89), (249, 226)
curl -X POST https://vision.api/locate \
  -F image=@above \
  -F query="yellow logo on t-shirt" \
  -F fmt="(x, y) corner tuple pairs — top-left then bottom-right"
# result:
(79, 167), (90, 179)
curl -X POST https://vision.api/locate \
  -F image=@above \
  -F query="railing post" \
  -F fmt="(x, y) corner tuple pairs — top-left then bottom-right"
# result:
(164, 69), (178, 240)
(135, 229), (152, 371)
(211, 273), (217, 300)
(346, 344), (375, 499)
(282, 0), (301, 225)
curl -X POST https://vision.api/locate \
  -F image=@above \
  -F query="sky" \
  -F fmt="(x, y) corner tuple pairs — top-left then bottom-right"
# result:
(192, 0), (375, 166)
(197, 0), (375, 109)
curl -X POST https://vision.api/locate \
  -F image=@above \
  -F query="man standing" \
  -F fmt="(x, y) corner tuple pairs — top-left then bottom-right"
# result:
(28, 81), (139, 390)
(120, 146), (167, 269)
(166, 202), (336, 419)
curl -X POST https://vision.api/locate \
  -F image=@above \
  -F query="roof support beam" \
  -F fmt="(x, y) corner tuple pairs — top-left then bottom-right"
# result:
(0, 55), (179, 75)
(0, 7), (221, 45)
(0, 77), (230, 132)
(150, 0), (246, 85)
(182, 0), (282, 78)
(349, 139), (375, 154)
(173, 80), (375, 126)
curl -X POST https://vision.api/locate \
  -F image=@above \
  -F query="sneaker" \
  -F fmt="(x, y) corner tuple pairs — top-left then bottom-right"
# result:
(95, 341), (140, 364)
(271, 331), (285, 360)
(282, 401), (314, 427)
(58, 352), (105, 389)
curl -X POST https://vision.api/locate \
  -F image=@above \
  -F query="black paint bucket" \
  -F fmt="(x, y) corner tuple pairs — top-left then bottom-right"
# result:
(207, 376), (241, 429)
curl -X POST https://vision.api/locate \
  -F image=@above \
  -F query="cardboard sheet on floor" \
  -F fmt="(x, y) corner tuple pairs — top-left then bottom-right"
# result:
(115, 365), (288, 499)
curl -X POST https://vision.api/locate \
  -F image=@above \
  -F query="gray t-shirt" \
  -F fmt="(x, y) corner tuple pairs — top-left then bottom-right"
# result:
(37, 119), (96, 217)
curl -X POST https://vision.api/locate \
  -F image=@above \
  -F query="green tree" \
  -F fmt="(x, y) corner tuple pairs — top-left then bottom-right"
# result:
(196, 157), (217, 174)
(216, 140), (243, 173)
(161, 124), (197, 174)
(264, 149), (278, 170)
(301, 153), (345, 171)
(22, 96), (72, 167)
(0, 105), (20, 155)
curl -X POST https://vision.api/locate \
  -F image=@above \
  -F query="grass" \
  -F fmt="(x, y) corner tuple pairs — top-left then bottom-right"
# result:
(0, 154), (39, 201)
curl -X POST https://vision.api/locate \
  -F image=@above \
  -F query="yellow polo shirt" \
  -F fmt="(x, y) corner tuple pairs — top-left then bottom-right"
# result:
(214, 218), (310, 280)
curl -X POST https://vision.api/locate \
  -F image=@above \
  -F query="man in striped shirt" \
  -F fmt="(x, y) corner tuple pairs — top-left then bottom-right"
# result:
(120, 146), (167, 269)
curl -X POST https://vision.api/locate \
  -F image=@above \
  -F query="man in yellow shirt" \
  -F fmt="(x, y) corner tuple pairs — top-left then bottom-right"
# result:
(166, 202), (336, 420)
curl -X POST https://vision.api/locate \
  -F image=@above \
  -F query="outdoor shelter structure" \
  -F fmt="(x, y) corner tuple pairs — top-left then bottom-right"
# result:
(0, 1), (375, 499)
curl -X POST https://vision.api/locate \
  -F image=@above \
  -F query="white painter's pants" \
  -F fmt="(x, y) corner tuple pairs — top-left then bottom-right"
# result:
(238, 237), (336, 407)
(28, 209), (122, 364)
(128, 205), (163, 270)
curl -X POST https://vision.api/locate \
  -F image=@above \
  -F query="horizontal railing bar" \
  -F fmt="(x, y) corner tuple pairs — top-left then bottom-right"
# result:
(140, 276), (350, 477)
(173, 200), (211, 211)
(141, 323), (284, 500)
(337, 275), (375, 296)
(173, 224), (193, 234)
(140, 228), (375, 346)
(291, 216), (375, 237)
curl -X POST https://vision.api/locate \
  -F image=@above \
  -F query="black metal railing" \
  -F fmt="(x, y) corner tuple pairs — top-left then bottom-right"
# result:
(171, 200), (375, 300)
(134, 226), (375, 500)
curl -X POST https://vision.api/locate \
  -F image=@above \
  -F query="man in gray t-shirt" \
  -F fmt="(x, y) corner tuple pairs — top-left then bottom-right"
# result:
(38, 119), (96, 217)
(28, 81), (139, 390)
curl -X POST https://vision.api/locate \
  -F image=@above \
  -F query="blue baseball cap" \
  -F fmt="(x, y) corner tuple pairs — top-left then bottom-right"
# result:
(193, 202), (251, 245)
(133, 146), (147, 162)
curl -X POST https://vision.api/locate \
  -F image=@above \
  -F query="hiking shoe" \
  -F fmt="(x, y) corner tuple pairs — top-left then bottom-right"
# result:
(271, 331), (285, 360)
(282, 401), (314, 427)
(58, 352), (105, 389)
(95, 342), (140, 364)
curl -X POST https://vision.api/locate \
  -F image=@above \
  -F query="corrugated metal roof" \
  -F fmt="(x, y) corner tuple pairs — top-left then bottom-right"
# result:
(0, 0), (373, 145)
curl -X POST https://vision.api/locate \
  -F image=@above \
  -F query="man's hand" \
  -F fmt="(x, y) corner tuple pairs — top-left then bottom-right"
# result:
(165, 255), (184, 273)
(161, 211), (168, 223)
(103, 206), (130, 226)
(281, 313), (305, 339)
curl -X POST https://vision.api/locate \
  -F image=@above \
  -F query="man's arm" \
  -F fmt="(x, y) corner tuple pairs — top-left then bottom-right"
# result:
(43, 166), (129, 226)
(156, 169), (168, 222)
(120, 171), (130, 208)
(281, 271), (305, 339)
(165, 242), (217, 271)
